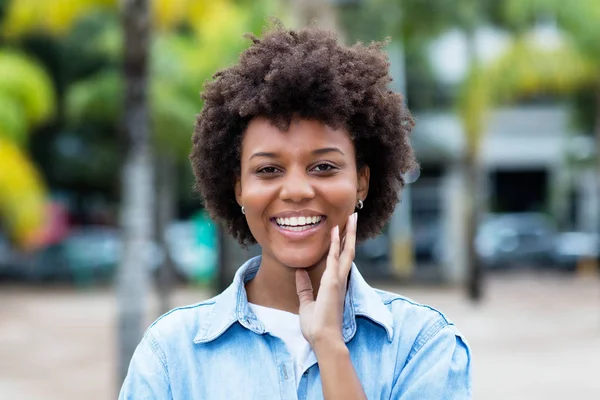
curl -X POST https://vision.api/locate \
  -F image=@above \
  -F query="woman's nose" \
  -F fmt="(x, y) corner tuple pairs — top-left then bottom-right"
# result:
(279, 169), (315, 203)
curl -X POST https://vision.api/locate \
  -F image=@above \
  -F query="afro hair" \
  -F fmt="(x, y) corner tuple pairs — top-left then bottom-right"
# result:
(190, 23), (417, 246)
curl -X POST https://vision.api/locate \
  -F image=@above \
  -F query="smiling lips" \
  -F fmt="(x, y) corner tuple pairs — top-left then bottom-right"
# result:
(274, 215), (324, 232)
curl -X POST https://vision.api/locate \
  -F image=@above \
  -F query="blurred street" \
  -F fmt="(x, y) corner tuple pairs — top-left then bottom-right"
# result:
(1, 271), (599, 400)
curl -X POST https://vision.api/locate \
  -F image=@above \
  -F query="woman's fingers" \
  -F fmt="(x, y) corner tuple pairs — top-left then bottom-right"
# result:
(327, 225), (341, 269)
(339, 213), (357, 279)
(296, 269), (315, 307)
(324, 214), (357, 285)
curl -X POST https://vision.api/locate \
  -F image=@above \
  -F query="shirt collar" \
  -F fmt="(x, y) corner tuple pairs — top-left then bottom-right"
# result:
(193, 256), (394, 344)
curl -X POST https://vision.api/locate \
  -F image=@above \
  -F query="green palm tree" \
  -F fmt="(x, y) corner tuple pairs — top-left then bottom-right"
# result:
(458, 31), (597, 296)
(0, 50), (56, 247)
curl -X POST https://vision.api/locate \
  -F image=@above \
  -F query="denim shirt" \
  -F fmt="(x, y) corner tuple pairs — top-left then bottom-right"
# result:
(119, 256), (472, 399)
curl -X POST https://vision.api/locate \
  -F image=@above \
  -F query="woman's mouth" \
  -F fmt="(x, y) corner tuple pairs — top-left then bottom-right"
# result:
(274, 215), (324, 231)
(270, 215), (327, 238)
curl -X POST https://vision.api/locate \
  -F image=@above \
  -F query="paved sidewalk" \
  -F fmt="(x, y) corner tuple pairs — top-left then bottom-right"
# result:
(1, 271), (599, 399)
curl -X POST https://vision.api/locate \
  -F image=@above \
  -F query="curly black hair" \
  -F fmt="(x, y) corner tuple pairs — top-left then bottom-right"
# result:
(190, 23), (417, 246)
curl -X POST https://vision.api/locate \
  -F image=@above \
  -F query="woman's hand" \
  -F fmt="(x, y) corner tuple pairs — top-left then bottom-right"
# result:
(296, 212), (367, 400)
(295, 212), (357, 350)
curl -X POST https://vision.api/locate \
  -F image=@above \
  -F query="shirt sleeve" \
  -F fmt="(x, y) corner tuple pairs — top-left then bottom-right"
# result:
(119, 332), (172, 400)
(390, 322), (472, 399)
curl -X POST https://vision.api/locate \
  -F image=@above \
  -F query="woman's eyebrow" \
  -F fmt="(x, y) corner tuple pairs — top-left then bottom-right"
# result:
(249, 151), (278, 160)
(248, 147), (345, 160)
(312, 147), (345, 156)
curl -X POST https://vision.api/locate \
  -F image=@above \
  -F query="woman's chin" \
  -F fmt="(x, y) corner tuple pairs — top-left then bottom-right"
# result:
(274, 251), (326, 270)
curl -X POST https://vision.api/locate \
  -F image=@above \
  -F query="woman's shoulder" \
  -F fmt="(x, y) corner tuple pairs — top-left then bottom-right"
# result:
(365, 289), (472, 397)
(374, 289), (451, 322)
(371, 288), (465, 348)
(143, 295), (220, 345)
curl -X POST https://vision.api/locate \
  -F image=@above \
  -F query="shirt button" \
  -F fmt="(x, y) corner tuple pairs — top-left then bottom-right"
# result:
(281, 365), (289, 380)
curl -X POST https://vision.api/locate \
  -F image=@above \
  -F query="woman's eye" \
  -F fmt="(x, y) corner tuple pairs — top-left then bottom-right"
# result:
(312, 163), (336, 172)
(256, 166), (280, 174)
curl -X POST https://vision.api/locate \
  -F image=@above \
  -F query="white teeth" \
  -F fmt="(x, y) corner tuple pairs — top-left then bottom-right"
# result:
(275, 215), (323, 228)
(284, 225), (312, 232)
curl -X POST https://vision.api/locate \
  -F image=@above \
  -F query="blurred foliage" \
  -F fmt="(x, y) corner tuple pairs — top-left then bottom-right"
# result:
(1, 0), (282, 40)
(64, 0), (282, 161)
(459, 36), (596, 152)
(504, 0), (600, 59)
(66, 70), (121, 126)
(0, 51), (55, 133)
(338, 0), (501, 43)
(337, 0), (511, 110)
(1, 0), (114, 37)
(0, 94), (26, 145)
(0, 138), (47, 247)
(503, 0), (600, 132)
(485, 39), (595, 102)
(0, 51), (55, 246)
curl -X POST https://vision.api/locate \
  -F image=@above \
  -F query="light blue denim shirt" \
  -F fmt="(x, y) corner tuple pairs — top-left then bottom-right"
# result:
(119, 256), (472, 399)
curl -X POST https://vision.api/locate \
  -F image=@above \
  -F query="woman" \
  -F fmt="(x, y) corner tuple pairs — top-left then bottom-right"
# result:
(120, 24), (471, 399)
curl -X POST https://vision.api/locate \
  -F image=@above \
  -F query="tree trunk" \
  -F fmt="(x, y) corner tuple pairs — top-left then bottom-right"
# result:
(464, 22), (483, 302)
(116, 0), (152, 387)
(465, 150), (482, 300)
(155, 154), (177, 315)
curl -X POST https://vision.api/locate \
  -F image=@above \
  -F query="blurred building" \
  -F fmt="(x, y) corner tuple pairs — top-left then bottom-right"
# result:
(403, 22), (597, 283)
(411, 104), (595, 282)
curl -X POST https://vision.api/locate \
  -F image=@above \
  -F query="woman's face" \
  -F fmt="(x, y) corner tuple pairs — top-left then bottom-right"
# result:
(236, 117), (369, 269)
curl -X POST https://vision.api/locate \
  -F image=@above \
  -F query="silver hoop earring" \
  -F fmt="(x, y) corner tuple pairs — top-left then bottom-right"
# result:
(356, 200), (364, 210)
(241, 206), (246, 215)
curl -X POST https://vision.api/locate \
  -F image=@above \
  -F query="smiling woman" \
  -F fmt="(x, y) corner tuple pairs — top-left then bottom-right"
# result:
(237, 118), (366, 271)
(120, 22), (472, 400)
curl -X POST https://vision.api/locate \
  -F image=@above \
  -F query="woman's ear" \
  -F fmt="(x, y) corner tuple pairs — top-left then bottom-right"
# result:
(357, 165), (370, 202)
(235, 177), (242, 207)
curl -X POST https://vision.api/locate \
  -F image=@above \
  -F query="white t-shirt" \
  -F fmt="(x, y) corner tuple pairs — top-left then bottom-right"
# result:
(249, 303), (312, 387)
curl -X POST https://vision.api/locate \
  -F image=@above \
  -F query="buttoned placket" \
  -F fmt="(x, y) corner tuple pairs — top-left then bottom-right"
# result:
(259, 333), (298, 400)
(238, 294), (299, 399)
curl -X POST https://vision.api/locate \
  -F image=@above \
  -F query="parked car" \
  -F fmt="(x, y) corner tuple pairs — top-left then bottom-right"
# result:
(552, 232), (599, 271)
(0, 232), (13, 279)
(0, 240), (71, 282)
(475, 213), (556, 269)
(0, 226), (162, 284)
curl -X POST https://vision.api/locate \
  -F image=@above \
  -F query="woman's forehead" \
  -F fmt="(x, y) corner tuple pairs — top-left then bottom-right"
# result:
(241, 117), (354, 158)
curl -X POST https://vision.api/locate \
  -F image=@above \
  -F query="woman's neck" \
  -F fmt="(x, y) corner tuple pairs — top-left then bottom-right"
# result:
(245, 252), (328, 314)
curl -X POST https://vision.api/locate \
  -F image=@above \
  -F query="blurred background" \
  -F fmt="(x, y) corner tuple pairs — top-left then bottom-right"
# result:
(0, 0), (599, 399)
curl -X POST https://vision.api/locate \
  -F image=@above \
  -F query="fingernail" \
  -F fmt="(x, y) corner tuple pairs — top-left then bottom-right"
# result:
(353, 212), (358, 223)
